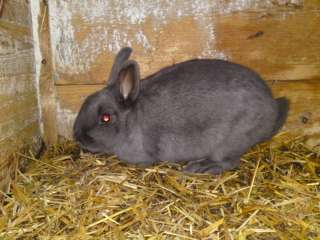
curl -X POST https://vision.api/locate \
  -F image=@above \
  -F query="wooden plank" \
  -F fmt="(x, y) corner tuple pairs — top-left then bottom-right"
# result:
(55, 84), (101, 139)
(0, 0), (41, 192)
(0, 94), (38, 124)
(0, 122), (40, 192)
(0, 74), (36, 103)
(57, 84), (101, 112)
(56, 80), (320, 146)
(0, 0), (32, 27)
(0, 51), (35, 76)
(0, 25), (40, 149)
(270, 80), (320, 146)
(0, 116), (39, 144)
(214, 9), (320, 81)
(36, 0), (58, 145)
(0, 122), (41, 154)
(0, 19), (31, 39)
(48, 1), (320, 85)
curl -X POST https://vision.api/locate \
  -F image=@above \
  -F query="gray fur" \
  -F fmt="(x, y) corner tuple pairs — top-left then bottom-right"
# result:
(73, 47), (289, 174)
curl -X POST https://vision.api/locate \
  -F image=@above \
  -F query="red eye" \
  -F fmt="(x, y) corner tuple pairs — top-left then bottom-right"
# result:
(101, 113), (111, 123)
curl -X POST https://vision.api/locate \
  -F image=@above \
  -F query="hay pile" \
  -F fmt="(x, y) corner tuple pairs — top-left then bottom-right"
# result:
(0, 135), (319, 239)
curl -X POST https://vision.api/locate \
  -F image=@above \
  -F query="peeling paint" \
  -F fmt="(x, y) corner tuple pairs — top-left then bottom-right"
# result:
(135, 30), (152, 49)
(0, 0), (41, 165)
(56, 102), (77, 139)
(0, 50), (34, 78)
(0, 76), (36, 96)
(29, 0), (318, 147)
(50, 0), (299, 75)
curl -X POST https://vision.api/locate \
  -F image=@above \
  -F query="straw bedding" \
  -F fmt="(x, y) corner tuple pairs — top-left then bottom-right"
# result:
(0, 134), (319, 239)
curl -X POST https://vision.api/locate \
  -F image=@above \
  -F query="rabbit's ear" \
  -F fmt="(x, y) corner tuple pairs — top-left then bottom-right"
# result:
(108, 47), (132, 85)
(118, 60), (140, 103)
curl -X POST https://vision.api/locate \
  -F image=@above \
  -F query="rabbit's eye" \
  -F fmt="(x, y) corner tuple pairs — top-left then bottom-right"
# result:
(101, 113), (111, 123)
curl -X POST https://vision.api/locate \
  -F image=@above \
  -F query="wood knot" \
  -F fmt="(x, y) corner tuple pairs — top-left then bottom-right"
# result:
(247, 31), (264, 39)
(300, 112), (312, 124)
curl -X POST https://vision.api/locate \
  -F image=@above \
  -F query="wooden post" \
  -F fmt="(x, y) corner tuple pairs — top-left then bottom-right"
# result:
(35, 0), (58, 145)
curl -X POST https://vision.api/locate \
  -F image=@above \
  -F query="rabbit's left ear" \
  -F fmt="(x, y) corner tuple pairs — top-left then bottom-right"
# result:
(118, 60), (140, 103)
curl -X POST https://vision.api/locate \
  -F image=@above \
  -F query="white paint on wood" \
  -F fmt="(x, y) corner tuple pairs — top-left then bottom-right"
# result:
(0, 34), (16, 55)
(49, 0), (303, 76)
(56, 102), (77, 139)
(0, 75), (35, 96)
(135, 30), (152, 49)
(30, 0), (44, 135)
(0, 50), (34, 77)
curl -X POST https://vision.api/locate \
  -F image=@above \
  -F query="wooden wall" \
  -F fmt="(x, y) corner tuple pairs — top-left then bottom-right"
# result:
(0, 1), (41, 191)
(47, 0), (320, 145)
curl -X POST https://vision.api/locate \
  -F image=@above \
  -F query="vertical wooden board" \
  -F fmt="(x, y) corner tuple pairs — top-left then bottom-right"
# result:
(0, 91), (38, 131)
(33, 0), (58, 145)
(0, 122), (41, 192)
(0, 0), (41, 191)
(0, 50), (34, 77)
(0, 18), (39, 144)
(0, 0), (31, 27)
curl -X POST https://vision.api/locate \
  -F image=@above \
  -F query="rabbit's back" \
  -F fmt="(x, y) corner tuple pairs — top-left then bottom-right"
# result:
(139, 59), (276, 131)
(141, 59), (271, 94)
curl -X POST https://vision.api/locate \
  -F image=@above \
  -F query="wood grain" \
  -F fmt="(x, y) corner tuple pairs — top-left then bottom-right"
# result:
(56, 80), (320, 146)
(50, 0), (320, 144)
(0, 0), (41, 192)
(48, 1), (320, 85)
(37, 0), (58, 145)
(0, 19), (31, 39)
(0, 0), (32, 26)
(214, 8), (320, 81)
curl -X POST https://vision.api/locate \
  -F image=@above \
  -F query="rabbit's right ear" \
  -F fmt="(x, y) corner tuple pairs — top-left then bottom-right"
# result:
(107, 47), (132, 85)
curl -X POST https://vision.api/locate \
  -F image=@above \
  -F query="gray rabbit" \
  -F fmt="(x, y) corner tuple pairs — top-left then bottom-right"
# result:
(73, 47), (289, 174)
